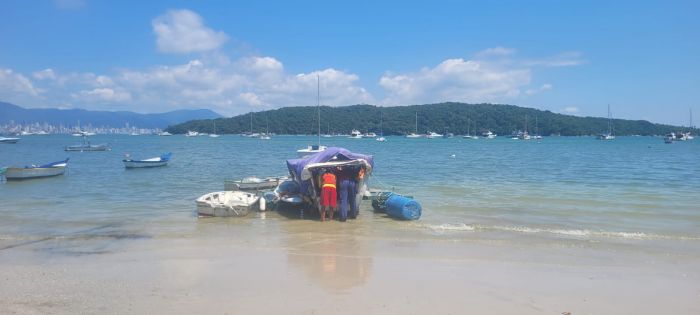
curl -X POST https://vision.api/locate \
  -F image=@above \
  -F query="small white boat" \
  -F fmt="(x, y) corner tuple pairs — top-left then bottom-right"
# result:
(518, 132), (532, 140)
(185, 130), (199, 137)
(482, 131), (497, 139)
(3, 158), (69, 180)
(297, 144), (327, 157)
(425, 131), (442, 138)
(158, 131), (172, 136)
(348, 129), (363, 139)
(209, 134), (220, 138)
(259, 134), (270, 140)
(224, 176), (288, 191)
(65, 136), (110, 151)
(363, 132), (377, 138)
(664, 133), (674, 144)
(0, 137), (20, 144)
(123, 153), (171, 168)
(196, 191), (265, 217)
(376, 136), (386, 142)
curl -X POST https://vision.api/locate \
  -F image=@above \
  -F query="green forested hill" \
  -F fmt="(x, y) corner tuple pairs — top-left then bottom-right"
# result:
(165, 102), (694, 136)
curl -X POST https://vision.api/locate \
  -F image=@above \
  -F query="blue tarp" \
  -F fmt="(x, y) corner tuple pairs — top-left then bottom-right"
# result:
(286, 147), (373, 197)
(36, 158), (69, 168)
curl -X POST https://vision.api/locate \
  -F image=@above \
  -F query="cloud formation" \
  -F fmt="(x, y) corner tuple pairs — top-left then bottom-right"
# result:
(152, 9), (228, 54)
(0, 9), (583, 115)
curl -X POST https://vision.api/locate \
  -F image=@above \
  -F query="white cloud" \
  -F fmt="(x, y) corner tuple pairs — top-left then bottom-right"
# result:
(563, 106), (580, 114)
(152, 9), (228, 54)
(0, 68), (40, 97)
(525, 83), (553, 95)
(475, 47), (516, 58)
(238, 92), (263, 106)
(73, 88), (131, 102)
(526, 51), (585, 67)
(379, 58), (531, 105)
(33, 68), (56, 80)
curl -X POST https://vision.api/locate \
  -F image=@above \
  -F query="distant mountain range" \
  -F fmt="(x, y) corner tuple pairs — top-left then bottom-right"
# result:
(166, 102), (696, 136)
(0, 101), (221, 129)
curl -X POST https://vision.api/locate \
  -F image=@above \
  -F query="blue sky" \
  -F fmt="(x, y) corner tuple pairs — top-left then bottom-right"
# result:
(0, 0), (698, 125)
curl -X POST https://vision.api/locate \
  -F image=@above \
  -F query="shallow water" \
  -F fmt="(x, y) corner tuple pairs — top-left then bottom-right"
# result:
(1, 134), (699, 257)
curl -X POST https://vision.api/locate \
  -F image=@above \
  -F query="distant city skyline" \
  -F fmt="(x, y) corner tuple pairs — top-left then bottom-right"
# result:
(0, 0), (698, 126)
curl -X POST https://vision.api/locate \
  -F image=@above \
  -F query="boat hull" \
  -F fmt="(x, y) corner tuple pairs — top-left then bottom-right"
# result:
(123, 160), (168, 168)
(65, 145), (109, 151)
(196, 191), (261, 217)
(0, 137), (20, 143)
(4, 166), (66, 180)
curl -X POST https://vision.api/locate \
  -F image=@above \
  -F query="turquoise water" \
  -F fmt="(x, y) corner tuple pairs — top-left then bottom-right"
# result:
(1, 135), (699, 254)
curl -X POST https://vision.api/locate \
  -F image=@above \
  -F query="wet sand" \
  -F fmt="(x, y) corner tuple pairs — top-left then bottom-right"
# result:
(1, 215), (699, 315)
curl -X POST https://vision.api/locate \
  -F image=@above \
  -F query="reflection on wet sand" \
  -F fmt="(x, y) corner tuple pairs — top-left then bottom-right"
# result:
(283, 220), (373, 293)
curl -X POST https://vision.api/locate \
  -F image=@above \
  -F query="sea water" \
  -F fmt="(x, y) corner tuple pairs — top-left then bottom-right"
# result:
(1, 135), (699, 259)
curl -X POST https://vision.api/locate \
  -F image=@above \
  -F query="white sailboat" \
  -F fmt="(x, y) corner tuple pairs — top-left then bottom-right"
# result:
(597, 105), (615, 140)
(376, 111), (386, 142)
(209, 120), (220, 138)
(259, 116), (271, 140)
(406, 111), (421, 138)
(297, 75), (327, 157)
(518, 116), (531, 140)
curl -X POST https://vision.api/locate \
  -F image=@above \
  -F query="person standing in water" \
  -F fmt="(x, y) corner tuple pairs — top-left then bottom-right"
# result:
(319, 169), (337, 221)
(337, 167), (355, 222)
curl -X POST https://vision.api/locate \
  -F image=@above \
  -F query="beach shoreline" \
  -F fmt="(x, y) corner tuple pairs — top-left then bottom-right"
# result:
(2, 216), (698, 315)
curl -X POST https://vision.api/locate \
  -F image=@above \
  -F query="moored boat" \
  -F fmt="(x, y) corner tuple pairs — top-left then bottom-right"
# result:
(65, 136), (109, 151)
(348, 129), (363, 139)
(196, 191), (265, 217)
(297, 144), (327, 157)
(0, 137), (20, 144)
(123, 152), (171, 168)
(3, 158), (69, 180)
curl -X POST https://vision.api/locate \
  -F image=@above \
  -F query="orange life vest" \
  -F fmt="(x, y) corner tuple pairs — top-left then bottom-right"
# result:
(322, 172), (336, 189)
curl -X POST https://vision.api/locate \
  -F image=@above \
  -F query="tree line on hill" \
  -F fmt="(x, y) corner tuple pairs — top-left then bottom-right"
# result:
(165, 102), (695, 136)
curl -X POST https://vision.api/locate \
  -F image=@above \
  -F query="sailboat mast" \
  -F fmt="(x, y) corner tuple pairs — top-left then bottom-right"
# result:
(608, 104), (612, 135)
(415, 111), (418, 134)
(380, 110), (383, 136)
(317, 75), (321, 147)
(250, 112), (253, 134)
(690, 108), (693, 129)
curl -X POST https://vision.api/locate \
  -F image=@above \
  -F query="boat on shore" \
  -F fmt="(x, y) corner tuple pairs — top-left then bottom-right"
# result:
(285, 147), (373, 217)
(0, 137), (20, 144)
(123, 153), (171, 168)
(3, 158), (69, 180)
(224, 176), (288, 191)
(196, 191), (265, 217)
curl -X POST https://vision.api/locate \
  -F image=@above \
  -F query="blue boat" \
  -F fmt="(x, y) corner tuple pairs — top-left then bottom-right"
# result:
(123, 153), (171, 168)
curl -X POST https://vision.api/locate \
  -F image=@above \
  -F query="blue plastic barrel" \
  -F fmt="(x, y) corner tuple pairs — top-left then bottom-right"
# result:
(385, 194), (422, 220)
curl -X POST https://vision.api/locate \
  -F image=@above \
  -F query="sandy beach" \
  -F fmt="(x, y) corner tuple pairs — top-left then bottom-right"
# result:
(2, 212), (698, 315)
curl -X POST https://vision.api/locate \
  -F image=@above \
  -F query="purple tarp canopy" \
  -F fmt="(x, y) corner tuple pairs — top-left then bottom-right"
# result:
(286, 147), (374, 196)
